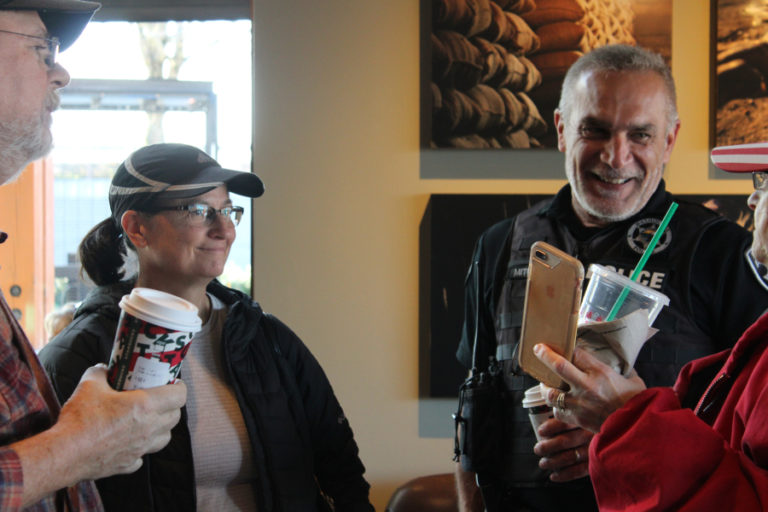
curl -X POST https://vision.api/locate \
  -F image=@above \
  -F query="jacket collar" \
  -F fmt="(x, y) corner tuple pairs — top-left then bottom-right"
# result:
(722, 310), (768, 376)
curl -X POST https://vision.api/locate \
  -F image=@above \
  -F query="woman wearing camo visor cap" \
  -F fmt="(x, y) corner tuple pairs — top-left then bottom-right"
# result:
(39, 143), (374, 512)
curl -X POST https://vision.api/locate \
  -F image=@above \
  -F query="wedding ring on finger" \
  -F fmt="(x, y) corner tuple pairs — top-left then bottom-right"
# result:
(574, 449), (581, 462)
(555, 390), (567, 410)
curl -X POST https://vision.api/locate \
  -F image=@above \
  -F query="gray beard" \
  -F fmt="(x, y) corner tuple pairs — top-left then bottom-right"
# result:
(0, 94), (56, 185)
(571, 185), (639, 224)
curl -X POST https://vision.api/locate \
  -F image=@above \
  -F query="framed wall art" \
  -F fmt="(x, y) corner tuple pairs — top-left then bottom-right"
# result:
(420, 0), (672, 153)
(711, 0), (768, 148)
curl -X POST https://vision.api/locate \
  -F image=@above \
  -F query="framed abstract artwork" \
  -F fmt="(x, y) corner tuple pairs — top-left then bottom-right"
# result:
(420, 0), (672, 151)
(712, 0), (768, 147)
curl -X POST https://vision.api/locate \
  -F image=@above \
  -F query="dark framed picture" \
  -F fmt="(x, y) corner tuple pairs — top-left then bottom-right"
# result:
(712, 0), (768, 147)
(421, 0), (672, 151)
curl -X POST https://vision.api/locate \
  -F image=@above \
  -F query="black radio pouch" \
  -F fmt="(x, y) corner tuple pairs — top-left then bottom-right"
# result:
(453, 357), (502, 473)
(453, 236), (504, 473)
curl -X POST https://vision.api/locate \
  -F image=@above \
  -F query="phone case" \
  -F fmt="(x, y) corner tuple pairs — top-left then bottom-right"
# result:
(517, 241), (584, 389)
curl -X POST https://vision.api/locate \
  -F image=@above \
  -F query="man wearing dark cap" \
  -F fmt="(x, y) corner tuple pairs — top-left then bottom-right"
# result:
(0, 2), (187, 510)
(0, 0), (97, 183)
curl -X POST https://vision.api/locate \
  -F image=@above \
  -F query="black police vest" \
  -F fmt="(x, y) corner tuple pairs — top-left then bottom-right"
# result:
(491, 198), (726, 486)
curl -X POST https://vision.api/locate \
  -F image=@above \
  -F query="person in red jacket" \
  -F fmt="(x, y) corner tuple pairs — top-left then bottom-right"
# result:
(532, 141), (768, 511)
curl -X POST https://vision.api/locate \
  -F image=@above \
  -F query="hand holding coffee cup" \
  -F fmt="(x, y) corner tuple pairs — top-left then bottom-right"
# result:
(54, 363), (187, 483)
(524, 383), (594, 482)
(107, 288), (202, 390)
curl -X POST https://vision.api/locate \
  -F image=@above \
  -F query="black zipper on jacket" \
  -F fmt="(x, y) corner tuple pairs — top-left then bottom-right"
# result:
(694, 372), (731, 425)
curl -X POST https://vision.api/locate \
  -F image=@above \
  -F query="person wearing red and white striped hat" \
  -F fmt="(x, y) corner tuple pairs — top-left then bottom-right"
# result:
(712, 142), (768, 274)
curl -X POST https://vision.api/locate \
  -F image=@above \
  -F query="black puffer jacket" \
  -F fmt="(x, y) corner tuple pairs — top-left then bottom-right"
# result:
(39, 280), (374, 512)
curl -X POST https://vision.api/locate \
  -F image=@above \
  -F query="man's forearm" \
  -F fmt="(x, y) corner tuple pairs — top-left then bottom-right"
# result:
(12, 424), (94, 507)
(456, 463), (484, 512)
(11, 366), (185, 507)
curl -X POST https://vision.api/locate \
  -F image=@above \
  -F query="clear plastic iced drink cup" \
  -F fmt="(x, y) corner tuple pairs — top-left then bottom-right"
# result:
(578, 264), (670, 326)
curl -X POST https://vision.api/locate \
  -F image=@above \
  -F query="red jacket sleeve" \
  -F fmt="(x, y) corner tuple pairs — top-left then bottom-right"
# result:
(589, 387), (768, 511)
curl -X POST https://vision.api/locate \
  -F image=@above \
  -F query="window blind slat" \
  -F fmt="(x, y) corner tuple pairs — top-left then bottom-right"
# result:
(92, 1), (250, 21)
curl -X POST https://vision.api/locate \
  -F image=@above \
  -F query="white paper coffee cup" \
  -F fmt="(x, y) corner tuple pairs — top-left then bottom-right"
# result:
(522, 384), (554, 442)
(107, 287), (202, 390)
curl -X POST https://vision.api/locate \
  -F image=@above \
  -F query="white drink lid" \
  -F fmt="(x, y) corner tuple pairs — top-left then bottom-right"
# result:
(522, 384), (548, 408)
(119, 287), (202, 333)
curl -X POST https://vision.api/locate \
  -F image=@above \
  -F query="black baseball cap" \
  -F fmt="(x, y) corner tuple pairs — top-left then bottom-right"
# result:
(0, 0), (100, 51)
(109, 143), (265, 222)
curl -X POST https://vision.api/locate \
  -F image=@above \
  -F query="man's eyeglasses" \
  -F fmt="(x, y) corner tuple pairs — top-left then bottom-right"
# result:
(0, 29), (59, 68)
(753, 171), (768, 191)
(152, 204), (245, 226)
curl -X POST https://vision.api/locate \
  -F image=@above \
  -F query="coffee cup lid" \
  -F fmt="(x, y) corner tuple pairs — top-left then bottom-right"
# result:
(119, 287), (202, 332)
(522, 384), (548, 408)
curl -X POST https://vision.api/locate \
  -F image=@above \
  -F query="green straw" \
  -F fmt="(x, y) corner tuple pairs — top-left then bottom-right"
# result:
(605, 201), (678, 321)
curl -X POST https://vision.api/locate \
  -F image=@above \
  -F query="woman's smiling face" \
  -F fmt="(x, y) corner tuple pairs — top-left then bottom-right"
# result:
(138, 185), (236, 285)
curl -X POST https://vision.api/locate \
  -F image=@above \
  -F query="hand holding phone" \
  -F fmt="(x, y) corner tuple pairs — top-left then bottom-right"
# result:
(517, 241), (584, 389)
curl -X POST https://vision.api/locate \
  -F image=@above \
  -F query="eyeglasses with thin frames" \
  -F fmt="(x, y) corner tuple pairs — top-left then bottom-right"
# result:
(150, 204), (245, 227)
(753, 171), (768, 192)
(0, 29), (59, 68)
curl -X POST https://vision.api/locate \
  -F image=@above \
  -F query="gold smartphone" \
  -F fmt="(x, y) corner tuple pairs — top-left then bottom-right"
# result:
(517, 241), (584, 389)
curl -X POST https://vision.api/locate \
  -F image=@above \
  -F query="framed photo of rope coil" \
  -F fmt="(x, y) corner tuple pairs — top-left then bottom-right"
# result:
(711, 0), (768, 149)
(420, 0), (672, 151)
